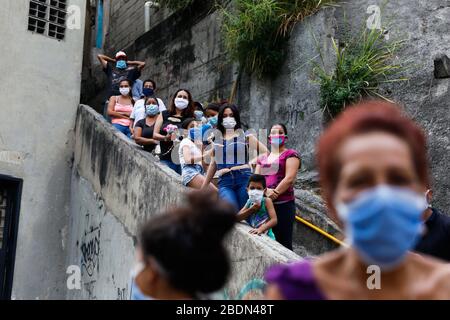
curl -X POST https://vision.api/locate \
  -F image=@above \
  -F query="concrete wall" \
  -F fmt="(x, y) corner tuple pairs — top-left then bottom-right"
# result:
(126, 0), (235, 105)
(67, 171), (135, 300)
(0, 0), (86, 299)
(334, 0), (450, 214)
(91, 0), (450, 211)
(68, 104), (299, 299)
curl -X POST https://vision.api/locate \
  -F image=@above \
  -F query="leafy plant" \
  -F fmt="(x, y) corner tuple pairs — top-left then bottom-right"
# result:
(222, 0), (333, 78)
(222, 0), (286, 77)
(313, 27), (408, 120)
(277, 0), (336, 36)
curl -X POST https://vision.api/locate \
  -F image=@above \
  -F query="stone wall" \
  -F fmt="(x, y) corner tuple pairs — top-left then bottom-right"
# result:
(68, 104), (300, 299)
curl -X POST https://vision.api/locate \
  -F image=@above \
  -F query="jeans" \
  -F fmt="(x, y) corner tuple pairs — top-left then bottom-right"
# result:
(112, 123), (132, 138)
(181, 164), (204, 186)
(218, 168), (251, 212)
(161, 159), (182, 175)
(272, 200), (296, 250)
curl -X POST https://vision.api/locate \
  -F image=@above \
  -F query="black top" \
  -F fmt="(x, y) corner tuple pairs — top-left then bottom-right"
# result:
(135, 119), (157, 153)
(103, 62), (140, 98)
(159, 111), (187, 161)
(414, 208), (450, 262)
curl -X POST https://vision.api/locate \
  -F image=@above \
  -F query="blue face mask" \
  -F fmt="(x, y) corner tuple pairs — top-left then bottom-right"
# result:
(194, 110), (204, 121)
(143, 88), (154, 97)
(188, 127), (202, 141)
(208, 116), (218, 127)
(116, 60), (127, 69)
(145, 104), (159, 117)
(130, 279), (153, 300)
(336, 185), (427, 271)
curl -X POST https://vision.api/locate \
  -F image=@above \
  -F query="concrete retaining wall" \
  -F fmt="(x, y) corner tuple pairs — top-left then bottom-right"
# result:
(67, 104), (300, 299)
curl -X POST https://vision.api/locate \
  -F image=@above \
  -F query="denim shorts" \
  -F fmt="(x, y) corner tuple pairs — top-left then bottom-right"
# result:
(181, 164), (204, 186)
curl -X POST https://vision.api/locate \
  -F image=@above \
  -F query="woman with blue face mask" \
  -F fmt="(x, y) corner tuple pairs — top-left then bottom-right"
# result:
(130, 190), (235, 300)
(178, 118), (216, 190)
(265, 100), (450, 300)
(204, 103), (220, 128)
(133, 97), (160, 153)
(129, 79), (167, 136)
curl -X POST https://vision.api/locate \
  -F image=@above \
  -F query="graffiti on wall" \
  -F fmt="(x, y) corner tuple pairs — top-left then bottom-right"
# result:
(117, 287), (128, 300)
(80, 222), (101, 277)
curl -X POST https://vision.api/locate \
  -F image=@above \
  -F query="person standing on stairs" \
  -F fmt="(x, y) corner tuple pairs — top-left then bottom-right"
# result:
(255, 123), (301, 250)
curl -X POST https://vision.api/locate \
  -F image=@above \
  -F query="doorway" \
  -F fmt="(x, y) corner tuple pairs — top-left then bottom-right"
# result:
(0, 175), (22, 300)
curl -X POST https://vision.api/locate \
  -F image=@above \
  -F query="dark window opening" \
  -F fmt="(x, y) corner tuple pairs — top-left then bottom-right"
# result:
(27, 0), (67, 40)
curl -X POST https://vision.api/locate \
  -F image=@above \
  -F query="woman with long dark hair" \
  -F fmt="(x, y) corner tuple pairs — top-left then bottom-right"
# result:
(202, 104), (267, 211)
(153, 89), (196, 174)
(133, 97), (160, 153)
(255, 123), (301, 250)
(107, 79), (134, 138)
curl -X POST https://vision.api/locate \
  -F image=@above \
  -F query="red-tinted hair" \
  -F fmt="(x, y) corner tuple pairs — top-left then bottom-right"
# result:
(316, 100), (430, 218)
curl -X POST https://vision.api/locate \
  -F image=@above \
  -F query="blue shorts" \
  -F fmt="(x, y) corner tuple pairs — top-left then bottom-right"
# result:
(181, 164), (204, 186)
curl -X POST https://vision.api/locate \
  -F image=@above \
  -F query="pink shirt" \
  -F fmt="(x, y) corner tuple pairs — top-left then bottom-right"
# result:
(111, 96), (133, 127)
(257, 149), (300, 203)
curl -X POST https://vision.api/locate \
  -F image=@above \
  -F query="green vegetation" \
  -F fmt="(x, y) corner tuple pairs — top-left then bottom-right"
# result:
(313, 27), (407, 120)
(222, 0), (335, 77)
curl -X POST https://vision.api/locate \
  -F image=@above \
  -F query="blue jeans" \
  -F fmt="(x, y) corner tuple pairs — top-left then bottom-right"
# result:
(112, 123), (131, 138)
(161, 159), (182, 175)
(218, 168), (251, 212)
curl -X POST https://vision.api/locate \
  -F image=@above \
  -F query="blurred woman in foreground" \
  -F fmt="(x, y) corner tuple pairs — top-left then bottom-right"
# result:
(130, 190), (235, 300)
(265, 100), (450, 300)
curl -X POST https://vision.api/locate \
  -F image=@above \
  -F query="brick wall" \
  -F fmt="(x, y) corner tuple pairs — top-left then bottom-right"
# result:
(105, 0), (172, 54)
(107, 0), (145, 52)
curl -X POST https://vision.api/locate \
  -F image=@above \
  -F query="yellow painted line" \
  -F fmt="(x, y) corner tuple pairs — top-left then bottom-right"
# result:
(295, 215), (348, 248)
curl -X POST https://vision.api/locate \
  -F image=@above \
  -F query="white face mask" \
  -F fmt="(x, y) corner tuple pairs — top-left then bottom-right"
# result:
(119, 87), (130, 96)
(222, 117), (237, 129)
(248, 189), (264, 204)
(174, 98), (189, 110)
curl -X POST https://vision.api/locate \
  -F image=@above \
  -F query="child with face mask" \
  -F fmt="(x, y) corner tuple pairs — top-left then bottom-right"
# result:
(236, 174), (277, 239)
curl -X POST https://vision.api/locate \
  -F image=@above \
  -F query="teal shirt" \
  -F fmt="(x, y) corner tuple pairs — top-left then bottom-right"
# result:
(244, 198), (276, 240)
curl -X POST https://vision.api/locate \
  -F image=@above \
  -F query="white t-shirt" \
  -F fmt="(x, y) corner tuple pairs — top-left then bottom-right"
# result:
(179, 138), (203, 166)
(130, 98), (167, 127)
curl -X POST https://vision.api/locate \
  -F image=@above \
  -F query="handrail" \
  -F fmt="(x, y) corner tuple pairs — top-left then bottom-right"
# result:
(295, 215), (348, 248)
